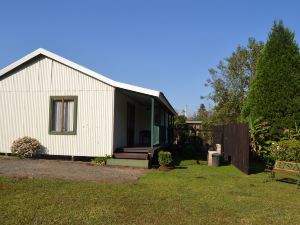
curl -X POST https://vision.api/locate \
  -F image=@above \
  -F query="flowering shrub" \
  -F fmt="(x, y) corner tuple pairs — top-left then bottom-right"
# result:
(11, 136), (41, 158)
(270, 139), (300, 162)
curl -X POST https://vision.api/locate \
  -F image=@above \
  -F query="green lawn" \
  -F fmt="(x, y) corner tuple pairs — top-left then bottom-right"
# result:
(1, 160), (299, 225)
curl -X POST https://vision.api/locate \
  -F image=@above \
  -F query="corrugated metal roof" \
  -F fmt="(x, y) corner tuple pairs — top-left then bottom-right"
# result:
(0, 48), (176, 114)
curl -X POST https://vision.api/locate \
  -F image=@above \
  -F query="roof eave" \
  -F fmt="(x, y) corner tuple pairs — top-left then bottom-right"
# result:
(158, 92), (177, 115)
(0, 48), (176, 115)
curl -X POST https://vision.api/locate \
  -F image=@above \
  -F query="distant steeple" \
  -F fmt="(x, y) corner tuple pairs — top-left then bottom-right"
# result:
(184, 104), (188, 117)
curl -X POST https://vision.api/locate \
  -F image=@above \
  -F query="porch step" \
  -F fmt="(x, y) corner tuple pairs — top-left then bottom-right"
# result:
(122, 147), (151, 153)
(107, 158), (149, 168)
(113, 152), (149, 160)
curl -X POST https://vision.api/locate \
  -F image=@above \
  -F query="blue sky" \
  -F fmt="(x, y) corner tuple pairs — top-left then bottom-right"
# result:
(1, 0), (300, 115)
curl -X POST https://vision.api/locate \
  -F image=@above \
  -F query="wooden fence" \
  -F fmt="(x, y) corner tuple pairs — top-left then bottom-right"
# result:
(213, 124), (249, 174)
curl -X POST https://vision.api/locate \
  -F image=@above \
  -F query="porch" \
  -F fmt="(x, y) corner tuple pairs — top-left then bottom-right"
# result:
(112, 89), (175, 162)
(109, 146), (160, 168)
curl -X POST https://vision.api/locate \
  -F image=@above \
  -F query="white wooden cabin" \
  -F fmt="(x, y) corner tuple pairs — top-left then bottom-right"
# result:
(0, 49), (176, 161)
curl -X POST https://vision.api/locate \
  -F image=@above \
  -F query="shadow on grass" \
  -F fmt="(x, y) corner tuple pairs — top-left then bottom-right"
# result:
(249, 161), (266, 174)
(219, 160), (231, 166)
(276, 177), (300, 189)
(153, 143), (253, 170)
(170, 143), (208, 167)
(276, 178), (299, 185)
(173, 166), (187, 169)
(149, 164), (187, 170)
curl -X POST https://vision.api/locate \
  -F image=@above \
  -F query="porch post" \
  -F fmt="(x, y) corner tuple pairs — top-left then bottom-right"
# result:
(171, 115), (174, 142)
(151, 98), (154, 148)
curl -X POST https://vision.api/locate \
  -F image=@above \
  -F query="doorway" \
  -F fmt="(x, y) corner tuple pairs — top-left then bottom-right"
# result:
(127, 103), (135, 147)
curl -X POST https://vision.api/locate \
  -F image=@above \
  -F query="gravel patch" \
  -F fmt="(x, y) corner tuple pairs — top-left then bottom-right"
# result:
(0, 157), (146, 183)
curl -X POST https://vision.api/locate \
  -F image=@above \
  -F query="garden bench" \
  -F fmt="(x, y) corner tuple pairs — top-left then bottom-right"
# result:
(272, 160), (300, 188)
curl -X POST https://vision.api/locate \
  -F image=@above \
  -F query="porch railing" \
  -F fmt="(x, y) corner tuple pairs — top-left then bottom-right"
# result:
(153, 125), (172, 146)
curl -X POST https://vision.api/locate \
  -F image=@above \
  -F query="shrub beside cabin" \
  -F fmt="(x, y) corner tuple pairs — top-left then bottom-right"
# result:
(0, 49), (176, 160)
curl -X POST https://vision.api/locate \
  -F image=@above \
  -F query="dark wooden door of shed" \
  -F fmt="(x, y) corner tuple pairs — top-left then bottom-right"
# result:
(127, 103), (135, 147)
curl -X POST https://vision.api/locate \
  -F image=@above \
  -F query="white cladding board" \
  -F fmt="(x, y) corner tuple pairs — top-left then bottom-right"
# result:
(0, 56), (114, 157)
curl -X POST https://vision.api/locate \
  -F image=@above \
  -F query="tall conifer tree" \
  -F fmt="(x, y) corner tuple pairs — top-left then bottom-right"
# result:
(242, 20), (300, 133)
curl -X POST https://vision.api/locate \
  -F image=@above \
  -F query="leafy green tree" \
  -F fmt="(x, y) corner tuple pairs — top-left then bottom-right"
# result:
(242, 20), (300, 135)
(192, 103), (210, 121)
(206, 38), (264, 124)
(174, 115), (188, 144)
(174, 115), (187, 126)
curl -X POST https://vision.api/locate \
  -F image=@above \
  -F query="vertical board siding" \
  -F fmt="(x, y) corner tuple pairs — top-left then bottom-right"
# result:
(213, 124), (249, 174)
(0, 56), (114, 157)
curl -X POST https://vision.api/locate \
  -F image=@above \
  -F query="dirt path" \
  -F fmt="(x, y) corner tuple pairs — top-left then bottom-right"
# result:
(0, 157), (146, 183)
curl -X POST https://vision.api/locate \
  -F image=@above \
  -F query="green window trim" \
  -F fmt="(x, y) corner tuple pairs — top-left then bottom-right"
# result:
(49, 96), (78, 135)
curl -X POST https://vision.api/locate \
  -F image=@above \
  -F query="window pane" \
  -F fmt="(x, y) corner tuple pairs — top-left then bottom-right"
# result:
(52, 101), (62, 131)
(64, 101), (74, 132)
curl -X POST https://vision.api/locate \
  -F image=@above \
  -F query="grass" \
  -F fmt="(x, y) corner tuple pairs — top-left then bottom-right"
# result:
(0, 160), (299, 225)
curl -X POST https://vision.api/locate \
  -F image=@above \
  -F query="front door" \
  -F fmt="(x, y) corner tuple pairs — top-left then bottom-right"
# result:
(127, 103), (135, 147)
